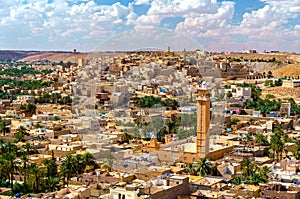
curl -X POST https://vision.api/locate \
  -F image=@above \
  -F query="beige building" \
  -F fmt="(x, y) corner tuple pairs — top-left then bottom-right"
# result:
(282, 80), (300, 88)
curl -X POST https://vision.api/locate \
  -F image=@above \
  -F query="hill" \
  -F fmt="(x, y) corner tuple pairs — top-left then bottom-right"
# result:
(0, 50), (41, 61)
(18, 52), (88, 63)
(262, 87), (300, 102)
(272, 64), (300, 78)
(0, 50), (89, 63)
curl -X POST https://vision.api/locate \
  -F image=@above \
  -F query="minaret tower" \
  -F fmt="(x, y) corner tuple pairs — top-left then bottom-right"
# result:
(196, 81), (210, 157)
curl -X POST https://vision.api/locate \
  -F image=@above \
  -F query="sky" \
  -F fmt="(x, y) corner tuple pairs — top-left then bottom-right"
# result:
(0, 0), (299, 52)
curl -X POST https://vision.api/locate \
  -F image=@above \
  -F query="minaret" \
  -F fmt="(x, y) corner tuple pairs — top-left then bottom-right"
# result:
(196, 81), (210, 157)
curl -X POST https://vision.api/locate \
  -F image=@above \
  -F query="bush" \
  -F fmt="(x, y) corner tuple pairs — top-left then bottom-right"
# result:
(231, 118), (240, 124)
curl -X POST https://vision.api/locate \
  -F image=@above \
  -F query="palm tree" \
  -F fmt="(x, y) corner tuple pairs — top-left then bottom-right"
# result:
(121, 133), (132, 143)
(19, 154), (29, 186)
(245, 134), (253, 148)
(247, 173), (263, 186)
(28, 163), (44, 193)
(255, 133), (269, 146)
(270, 130), (284, 161)
(83, 152), (96, 171)
(45, 177), (59, 192)
(72, 154), (85, 175)
(0, 120), (10, 136)
(2, 142), (18, 193)
(185, 163), (194, 174)
(26, 103), (36, 115)
(43, 159), (58, 180)
(0, 158), (9, 186)
(22, 143), (34, 155)
(193, 158), (212, 176)
(60, 155), (74, 187)
(165, 120), (177, 134)
(14, 132), (25, 143)
(232, 176), (243, 185)
(104, 153), (115, 172)
(0, 138), (5, 153)
(241, 158), (258, 179)
(260, 165), (271, 183)
(292, 143), (300, 160)
(16, 126), (29, 136)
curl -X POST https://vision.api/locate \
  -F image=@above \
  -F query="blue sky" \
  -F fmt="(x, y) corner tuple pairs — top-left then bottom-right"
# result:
(0, 0), (299, 52)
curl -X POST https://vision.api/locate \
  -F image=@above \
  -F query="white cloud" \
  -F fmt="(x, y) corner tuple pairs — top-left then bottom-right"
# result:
(175, 1), (235, 38)
(134, 0), (150, 5)
(147, 0), (219, 16)
(261, 0), (300, 12)
(126, 11), (138, 25)
(0, 0), (131, 50)
(135, 14), (162, 28)
(0, 0), (299, 52)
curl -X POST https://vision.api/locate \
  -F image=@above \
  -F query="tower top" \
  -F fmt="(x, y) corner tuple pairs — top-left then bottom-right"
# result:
(195, 87), (210, 100)
(201, 81), (208, 89)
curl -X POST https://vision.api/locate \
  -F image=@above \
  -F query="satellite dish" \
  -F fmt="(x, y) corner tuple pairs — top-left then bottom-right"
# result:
(201, 81), (208, 89)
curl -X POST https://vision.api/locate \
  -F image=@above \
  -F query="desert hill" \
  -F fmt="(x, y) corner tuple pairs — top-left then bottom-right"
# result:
(272, 64), (300, 78)
(222, 52), (300, 63)
(0, 50), (41, 61)
(262, 87), (300, 102)
(0, 50), (88, 63)
(18, 52), (88, 63)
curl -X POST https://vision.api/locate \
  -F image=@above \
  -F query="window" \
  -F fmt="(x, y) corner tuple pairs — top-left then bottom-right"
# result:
(192, 157), (195, 162)
(184, 157), (187, 160)
(118, 194), (121, 199)
(122, 195), (125, 199)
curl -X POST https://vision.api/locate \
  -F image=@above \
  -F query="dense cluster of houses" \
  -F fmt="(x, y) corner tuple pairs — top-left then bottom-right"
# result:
(0, 50), (300, 199)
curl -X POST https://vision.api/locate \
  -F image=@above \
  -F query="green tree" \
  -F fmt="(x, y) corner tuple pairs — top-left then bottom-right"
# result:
(247, 173), (263, 186)
(241, 159), (258, 180)
(161, 98), (179, 109)
(185, 163), (194, 174)
(0, 120), (10, 136)
(14, 132), (25, 143)
(149, 117), (164, 136)
(53, 116), (61, 121)
(255, 133), (269, 146)
(193, 158), (212, 176)
(265, 94), (275, 99)
(0, 158), (9, 187)
(270, 129), (284, 161)
(231, 118), (240, 124)
(232, 176), (243, 185)
(26, 103), (36, 115)
(104, 153), (115, 172)
(60, 155), (74, 187)
(260, 166), (271, 183)
(2, 142), (18, 193)
(138, 96), (161, 108)
(121, 132), (133, 143)
(72, 154), (85, 175)
(244, 134), (253, 148)
(28, 163), (44, 193)
(292, 143), (300, 160)
(43, 159), (58, 180)
(45, 177), (60, 192)
(16, 126), (29, 136)
(165, 120), (178, 134)
(83, 152), (96, 171)
(226, 91), (232, 98)
(19, 153), (29, 188)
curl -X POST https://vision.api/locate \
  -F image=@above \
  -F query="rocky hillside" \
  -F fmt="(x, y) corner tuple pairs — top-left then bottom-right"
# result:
(18, 52), (88, 63)
(272, 64), (300, 78)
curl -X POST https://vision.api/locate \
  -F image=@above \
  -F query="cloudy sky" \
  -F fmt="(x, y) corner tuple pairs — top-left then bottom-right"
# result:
(0, 0), (299, 52)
